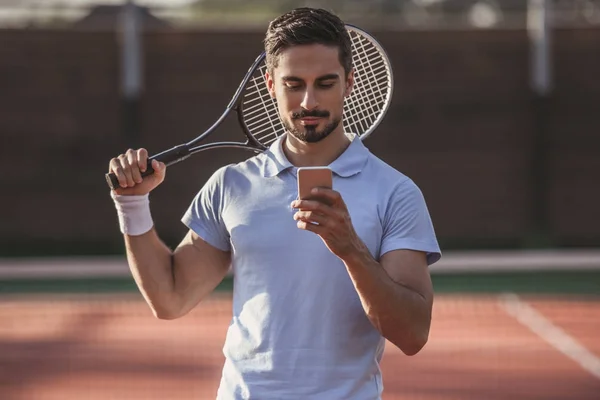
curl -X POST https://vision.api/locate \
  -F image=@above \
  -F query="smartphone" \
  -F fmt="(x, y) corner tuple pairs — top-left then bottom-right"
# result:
(297, 167), (333, 200)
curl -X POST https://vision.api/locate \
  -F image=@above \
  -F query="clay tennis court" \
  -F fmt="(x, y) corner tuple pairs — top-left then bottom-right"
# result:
(1, 292), (599, 400)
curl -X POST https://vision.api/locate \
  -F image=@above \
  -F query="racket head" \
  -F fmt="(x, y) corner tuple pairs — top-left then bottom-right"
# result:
(236, 53), (281, 150)
(236, 24), (394, 148)
(344, 25), (394, 140)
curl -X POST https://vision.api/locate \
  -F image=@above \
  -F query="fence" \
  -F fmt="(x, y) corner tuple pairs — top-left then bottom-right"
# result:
(0, 27), (599, 254)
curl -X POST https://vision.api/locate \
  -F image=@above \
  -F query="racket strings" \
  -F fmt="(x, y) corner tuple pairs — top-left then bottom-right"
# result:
(344, 31), (391, 136)
(240, 26), (392, 147)
(241, 64), (285, 146)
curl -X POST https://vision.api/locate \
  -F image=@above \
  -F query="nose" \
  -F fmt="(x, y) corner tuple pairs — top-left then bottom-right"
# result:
(300, 88), (318, 110)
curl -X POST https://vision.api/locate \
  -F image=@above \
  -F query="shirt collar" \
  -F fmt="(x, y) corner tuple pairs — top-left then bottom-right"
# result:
(261, 133), (370, 178)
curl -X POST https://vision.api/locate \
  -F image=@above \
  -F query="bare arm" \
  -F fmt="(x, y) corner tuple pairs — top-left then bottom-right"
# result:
(341, 247), (433, 355)
(125, 229), (230, 320)
(109, 148), (230, 320)
(292, 188), (433, 355)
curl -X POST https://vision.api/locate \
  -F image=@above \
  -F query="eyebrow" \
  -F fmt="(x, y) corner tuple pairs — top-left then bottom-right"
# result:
(281, 73), (340, 82)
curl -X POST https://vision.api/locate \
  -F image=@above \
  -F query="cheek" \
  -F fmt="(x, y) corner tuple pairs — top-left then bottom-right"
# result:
(276, 96), (291, 116)
(275, 90), (300, 111)
(324, 92), (345, 112)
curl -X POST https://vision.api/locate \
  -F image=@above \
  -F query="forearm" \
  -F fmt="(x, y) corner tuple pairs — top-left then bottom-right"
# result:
(111, 190), (180, 318)
(124, 229), (180, 318)
(342, 245), (432, 355)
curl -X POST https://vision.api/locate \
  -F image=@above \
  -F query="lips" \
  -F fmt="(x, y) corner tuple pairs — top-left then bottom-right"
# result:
(299, 117), (321, 125)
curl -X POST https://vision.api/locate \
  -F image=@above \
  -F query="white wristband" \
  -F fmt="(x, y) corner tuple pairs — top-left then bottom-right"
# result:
(110, 191), (154, 236)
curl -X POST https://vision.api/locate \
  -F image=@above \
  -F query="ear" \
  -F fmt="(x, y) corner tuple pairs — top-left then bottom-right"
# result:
(266, 71), (276, 99)
(344, 69), (355, 98)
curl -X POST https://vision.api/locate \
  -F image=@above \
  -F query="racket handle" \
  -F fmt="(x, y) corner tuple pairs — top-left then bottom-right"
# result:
(105, 144), (191, 190)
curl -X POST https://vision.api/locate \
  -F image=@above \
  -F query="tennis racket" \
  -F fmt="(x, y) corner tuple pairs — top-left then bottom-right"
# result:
(105, 24), (394, 190)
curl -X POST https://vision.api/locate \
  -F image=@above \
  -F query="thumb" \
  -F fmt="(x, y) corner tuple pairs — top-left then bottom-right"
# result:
(151, 159), (167, 180)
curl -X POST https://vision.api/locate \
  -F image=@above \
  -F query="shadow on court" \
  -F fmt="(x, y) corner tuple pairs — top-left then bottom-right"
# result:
(0, 294), (599, 400)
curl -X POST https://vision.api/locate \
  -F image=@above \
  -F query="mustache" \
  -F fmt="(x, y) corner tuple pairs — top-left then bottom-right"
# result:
(291, 110), (330, 119)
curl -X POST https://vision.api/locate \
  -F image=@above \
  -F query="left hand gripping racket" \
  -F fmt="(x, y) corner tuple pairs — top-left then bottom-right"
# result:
(105, 25), (394, 190)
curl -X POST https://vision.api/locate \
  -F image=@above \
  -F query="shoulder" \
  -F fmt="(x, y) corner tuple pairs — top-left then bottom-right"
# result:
(359, 152), (430, 215)
(363, 152), (415, 192)
(209, 152), (267, 181)
(200, 152), (268, 196)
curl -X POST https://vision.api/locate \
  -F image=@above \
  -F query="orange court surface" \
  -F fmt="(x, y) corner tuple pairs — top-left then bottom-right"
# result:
(1, 293), (599, 400)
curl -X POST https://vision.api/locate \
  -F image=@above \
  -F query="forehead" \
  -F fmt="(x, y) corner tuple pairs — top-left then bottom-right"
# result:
(273, 44), (343, 79)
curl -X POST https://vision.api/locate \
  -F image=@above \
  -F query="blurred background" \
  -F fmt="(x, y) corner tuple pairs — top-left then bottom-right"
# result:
(0, 1), (599, 399)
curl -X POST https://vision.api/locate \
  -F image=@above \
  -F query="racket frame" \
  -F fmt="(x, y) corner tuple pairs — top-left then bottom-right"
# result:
(105, 25), (393, 190)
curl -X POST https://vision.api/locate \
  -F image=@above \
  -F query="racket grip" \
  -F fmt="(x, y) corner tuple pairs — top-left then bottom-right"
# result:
(105, 144), (191, 190)
(105, 159), (156, 190)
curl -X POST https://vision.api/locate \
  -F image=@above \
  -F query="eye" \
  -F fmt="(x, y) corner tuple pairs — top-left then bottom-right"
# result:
(285, 83), (302, 91)
(318, 81), (336, 89)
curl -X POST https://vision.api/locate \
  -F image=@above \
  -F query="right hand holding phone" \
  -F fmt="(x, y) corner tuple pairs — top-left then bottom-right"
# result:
(108, 148), (166, 196)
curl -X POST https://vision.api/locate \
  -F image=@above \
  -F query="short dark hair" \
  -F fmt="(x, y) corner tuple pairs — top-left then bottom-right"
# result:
(264, 8), (352, 76)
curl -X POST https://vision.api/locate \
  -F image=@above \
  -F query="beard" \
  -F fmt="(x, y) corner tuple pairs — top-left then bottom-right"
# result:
(283, 109), (342, 143)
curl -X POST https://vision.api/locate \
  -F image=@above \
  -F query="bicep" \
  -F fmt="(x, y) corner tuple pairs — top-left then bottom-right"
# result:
(171, 230), (231, 310)
(380, 249), (433, 305)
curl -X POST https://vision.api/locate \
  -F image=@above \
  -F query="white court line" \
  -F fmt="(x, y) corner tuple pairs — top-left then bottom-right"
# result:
(499, 293), (600, 380)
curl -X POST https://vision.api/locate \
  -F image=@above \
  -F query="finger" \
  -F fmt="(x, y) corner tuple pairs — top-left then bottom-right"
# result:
(294, 210), (327, 226)
(137, 148), (148, 173)
(296, 219), (325, 234)
(291, 199), (332, 213)
(310, 188), (343, 206)
(109, 158), (128, 189)
(151, 159), (167, 180)
(126, 149), (143, 184)
(118, 154), (135, 188)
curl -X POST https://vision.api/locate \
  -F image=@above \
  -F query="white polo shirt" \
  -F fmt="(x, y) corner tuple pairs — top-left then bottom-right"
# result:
(182, 134), (441, 400)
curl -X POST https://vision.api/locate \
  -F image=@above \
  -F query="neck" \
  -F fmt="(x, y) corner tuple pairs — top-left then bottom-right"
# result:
(283, 127), (351, 167)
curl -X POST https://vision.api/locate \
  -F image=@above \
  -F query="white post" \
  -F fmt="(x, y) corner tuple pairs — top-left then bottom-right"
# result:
(527, 0), (553, 246)
(119, 0), (143, 145)
(528, 0), (552, 96)
(120, 0), (142, 101)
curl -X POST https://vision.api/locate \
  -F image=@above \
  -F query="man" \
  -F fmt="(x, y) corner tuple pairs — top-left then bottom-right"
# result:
(108, 7), (441, 400)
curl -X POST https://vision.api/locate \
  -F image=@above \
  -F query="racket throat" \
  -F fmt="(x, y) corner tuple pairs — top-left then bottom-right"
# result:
(152, 144), (191, 167)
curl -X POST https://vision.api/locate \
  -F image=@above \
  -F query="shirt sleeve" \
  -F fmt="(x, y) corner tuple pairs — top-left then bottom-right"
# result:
(380, 179), (441, 266)
(181, 166), (231, 252)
